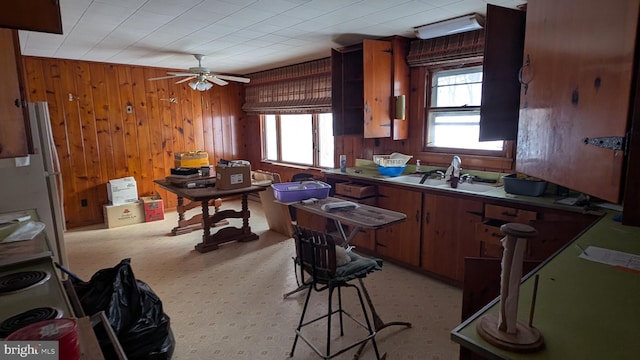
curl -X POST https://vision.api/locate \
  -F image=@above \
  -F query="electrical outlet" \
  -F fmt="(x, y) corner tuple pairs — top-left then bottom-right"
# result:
(81, 199), (88, 207)
(126, 105), (133, 114)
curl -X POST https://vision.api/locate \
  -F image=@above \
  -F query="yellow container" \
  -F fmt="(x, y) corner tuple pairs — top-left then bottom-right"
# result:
(174, 151), (209, 168)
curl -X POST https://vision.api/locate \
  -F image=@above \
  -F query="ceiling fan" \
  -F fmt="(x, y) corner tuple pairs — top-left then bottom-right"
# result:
(148, 54), (250, 91)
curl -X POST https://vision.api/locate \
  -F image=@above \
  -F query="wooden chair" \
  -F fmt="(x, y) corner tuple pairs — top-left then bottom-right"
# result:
(290, 226), (381, 360)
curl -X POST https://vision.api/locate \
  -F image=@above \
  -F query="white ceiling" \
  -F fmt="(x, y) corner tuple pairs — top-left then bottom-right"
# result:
(18, 0), (526, 76)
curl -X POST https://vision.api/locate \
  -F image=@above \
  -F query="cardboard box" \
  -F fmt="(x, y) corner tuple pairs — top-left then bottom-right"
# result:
(107, 177), (138, 205)
(174, 151), (209, 168)
(215, 165), (251, 190)
(103, 202), (144, 228)
(141, 196), (164, 222)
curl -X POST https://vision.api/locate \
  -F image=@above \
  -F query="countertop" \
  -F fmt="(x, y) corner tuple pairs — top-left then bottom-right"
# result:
(451, 211), (640, 359)
(323, 162), (608, 215)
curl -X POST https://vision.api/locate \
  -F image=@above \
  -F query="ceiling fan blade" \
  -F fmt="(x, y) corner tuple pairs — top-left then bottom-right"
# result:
(167, 72), (198, 76)
(148, 74), (184, 81)
(207, 76), (228, 86)
(175, 76), (196, 84)
(215, 74), (251, 83)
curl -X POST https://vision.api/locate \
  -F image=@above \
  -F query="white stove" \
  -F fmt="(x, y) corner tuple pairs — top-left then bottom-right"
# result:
(0, 253), (74, 339)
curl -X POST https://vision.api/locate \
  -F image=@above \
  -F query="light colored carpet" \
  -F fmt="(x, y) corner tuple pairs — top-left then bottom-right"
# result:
(64, 199), (462, 359)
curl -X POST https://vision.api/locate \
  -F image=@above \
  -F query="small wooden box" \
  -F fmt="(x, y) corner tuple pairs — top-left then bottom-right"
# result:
(335, 182), (376, 199)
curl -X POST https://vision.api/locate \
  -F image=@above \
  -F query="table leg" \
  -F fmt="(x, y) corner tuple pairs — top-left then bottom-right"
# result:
(194, 194), (259, 253)
(353, 278), (412, 359)
(171, 197), (228, 235)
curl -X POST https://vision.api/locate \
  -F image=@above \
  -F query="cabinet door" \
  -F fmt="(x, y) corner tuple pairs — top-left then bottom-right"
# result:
(332, 48), (364, 136)
(0, 29), (28, 158)
(363, 39), (392, 138)
(517, 0), (639, 203)
(391, 36), (410, 140)
(479, 4), (526, 141)
(0, 1), (62, 34)
(422, 195), (483, 283)
(375, 185), (421, 266)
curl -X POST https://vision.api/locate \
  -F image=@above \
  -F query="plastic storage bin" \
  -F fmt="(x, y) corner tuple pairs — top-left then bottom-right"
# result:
(271, 181), (331, 202)
(503, 174), (548, 196)
(376, 165), (406, 177)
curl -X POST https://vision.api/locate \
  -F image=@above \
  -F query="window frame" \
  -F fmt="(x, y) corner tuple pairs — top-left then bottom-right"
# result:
(423, 63), (511, 157)
(260, 113), (334, 169)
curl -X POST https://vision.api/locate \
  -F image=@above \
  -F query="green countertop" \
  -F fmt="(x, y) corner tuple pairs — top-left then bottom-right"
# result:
(451, 212), (640, 359)
(323, 162), (603, 214)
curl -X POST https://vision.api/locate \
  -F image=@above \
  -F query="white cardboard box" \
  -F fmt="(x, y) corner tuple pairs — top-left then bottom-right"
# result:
(103, 202), (144, 228)
(107, 176), (138, 205)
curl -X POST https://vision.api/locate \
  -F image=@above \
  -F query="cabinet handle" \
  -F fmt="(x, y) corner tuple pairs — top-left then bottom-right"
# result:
(415, 210), (420, 223)
(501, 211), (518, 218)
(14, 99), (22, 108)
(491, 232), (503, 239)
(518, 54), (532, 95)
(425, 211), (430, 224)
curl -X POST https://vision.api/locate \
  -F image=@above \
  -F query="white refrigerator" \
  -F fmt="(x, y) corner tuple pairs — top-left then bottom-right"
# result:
(0, 102), (67, 265)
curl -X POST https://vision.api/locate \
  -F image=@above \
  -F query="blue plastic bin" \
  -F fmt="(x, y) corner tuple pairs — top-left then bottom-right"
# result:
(376, 165), (406, 177)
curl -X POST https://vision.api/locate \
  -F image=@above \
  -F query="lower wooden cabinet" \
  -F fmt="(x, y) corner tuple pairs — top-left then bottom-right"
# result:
(421, 194), (483, 283)
(322, 174), (599, 287)
(474, 203), (598, 262)
(375, 185), (422, 266)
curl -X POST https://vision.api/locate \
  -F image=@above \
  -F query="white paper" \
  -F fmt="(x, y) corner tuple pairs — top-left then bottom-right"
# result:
(579, 246), (640, 270)
(2, 221), (45, 242)
(0, 212), (31, 225)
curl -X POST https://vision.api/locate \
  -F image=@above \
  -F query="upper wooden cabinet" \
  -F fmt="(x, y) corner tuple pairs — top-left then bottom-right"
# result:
(332, 37), (409, 139)
(0, 0), (63, 34)
(0, 29), (28, 158)
(516, 0), (639, 203)
(478, 4), (526, 141)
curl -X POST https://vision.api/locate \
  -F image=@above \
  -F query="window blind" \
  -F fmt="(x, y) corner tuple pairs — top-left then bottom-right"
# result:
(242, 58), (331, 114)
(407, 29), (485, 67)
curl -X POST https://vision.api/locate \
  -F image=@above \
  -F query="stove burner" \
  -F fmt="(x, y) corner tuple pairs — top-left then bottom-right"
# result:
(0, 271), (50, 295)
(0, 307), (62, 338)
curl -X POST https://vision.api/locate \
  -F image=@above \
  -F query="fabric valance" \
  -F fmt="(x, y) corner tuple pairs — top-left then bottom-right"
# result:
(407, 29), (485, 67)
(243, 58), (332, 114)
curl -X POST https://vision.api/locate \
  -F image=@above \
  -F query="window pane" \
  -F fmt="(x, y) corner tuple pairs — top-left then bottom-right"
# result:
(281, 114), (313, 165)
(318, 113), (334, 168)
(433, 68), (483, 107)
(428, 112), (503, 151)
(264, 115), (277, 160)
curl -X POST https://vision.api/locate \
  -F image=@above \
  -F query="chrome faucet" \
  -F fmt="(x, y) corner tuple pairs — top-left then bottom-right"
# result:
(460, 174), (473, 183)
(446, 156), (462, 188)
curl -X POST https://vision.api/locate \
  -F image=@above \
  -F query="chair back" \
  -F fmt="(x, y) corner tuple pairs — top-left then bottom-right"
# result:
(293, 226), (337, 286)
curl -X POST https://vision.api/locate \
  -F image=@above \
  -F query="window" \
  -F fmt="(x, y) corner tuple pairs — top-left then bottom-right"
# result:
(427, 67), (504, 152)
(262, 113), (334, 168)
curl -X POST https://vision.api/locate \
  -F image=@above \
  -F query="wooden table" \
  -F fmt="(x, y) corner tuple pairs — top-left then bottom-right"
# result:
(154, 179), (265, 253)
(291, 197), (411, 358)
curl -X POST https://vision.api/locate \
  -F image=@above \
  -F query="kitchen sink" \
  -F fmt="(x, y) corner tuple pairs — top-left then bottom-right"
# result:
(386, 175), (500, 193)
(437, 182), (500, 193)
(385, 175), (447, 186)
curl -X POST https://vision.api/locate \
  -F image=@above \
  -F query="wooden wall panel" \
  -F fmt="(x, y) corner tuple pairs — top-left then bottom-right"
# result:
(22, 57), (248, 229)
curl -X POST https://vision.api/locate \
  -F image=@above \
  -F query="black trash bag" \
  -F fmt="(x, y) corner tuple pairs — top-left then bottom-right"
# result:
(73, 258), (175, 360)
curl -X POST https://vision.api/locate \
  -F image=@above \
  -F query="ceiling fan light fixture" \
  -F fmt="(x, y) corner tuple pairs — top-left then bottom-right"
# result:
(189, 80), (213, 91)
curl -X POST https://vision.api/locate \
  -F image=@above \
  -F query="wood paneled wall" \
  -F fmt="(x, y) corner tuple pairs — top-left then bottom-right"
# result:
(22, 57), (249, 228)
